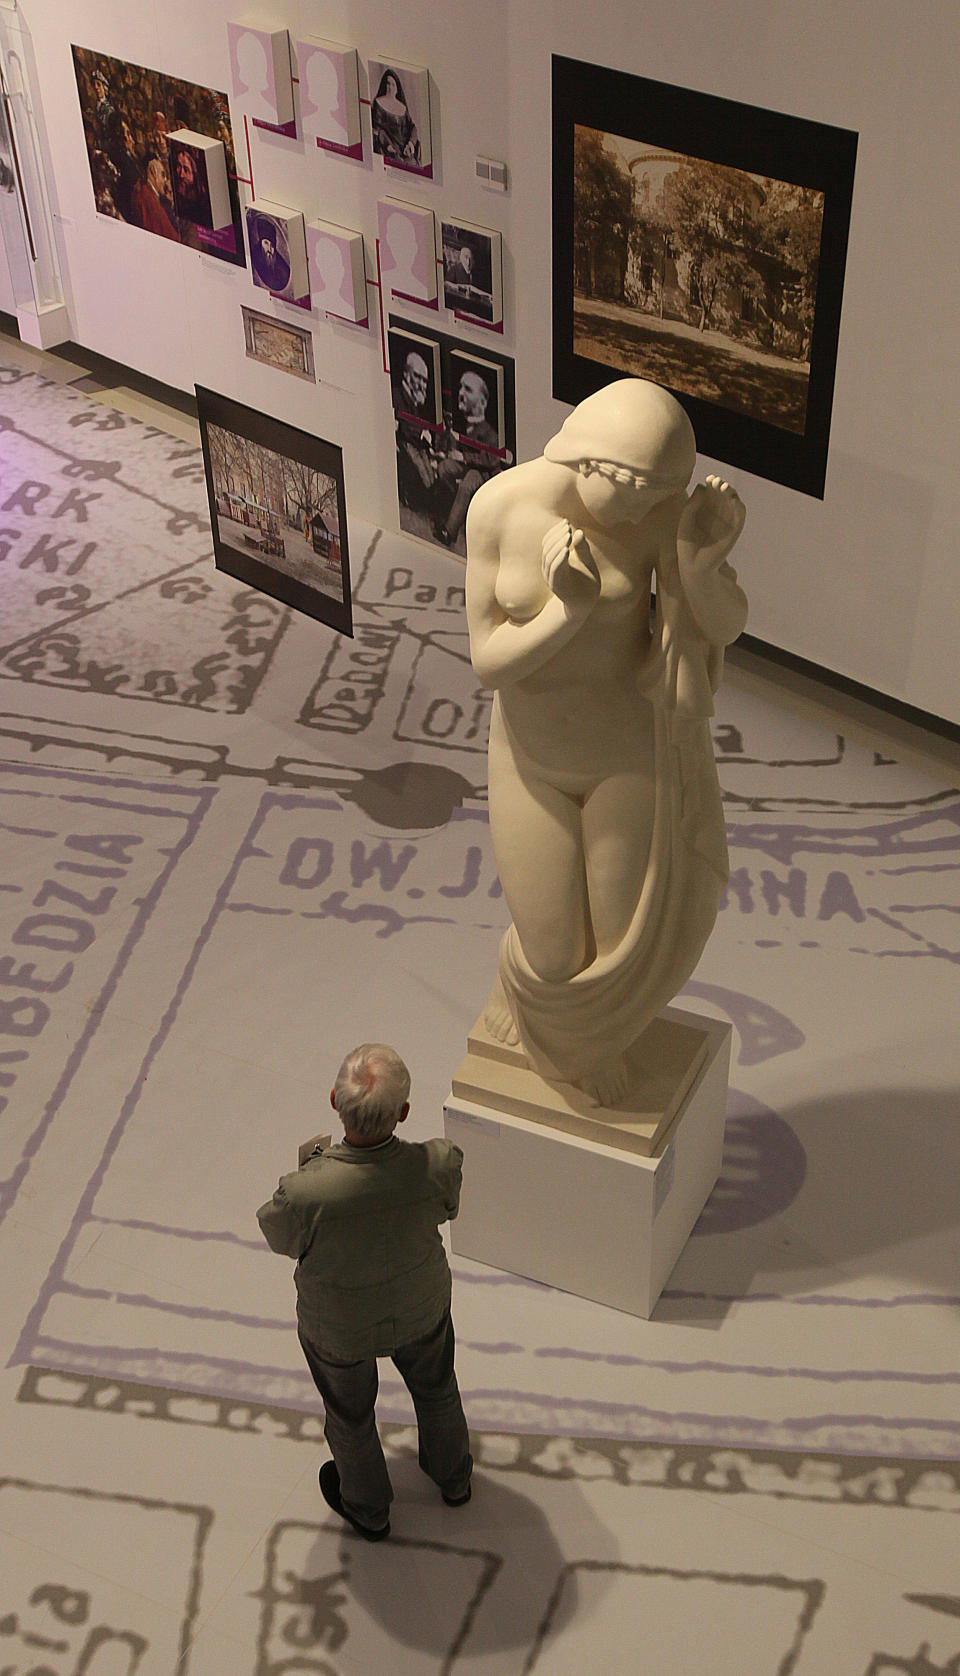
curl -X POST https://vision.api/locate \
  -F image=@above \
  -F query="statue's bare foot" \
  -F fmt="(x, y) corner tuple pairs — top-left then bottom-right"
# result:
(483, 978), (520, 1046)
(578, 1057), (630, 1108)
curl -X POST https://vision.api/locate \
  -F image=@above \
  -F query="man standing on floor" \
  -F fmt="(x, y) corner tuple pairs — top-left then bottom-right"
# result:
(257, 1043), (472, 1540)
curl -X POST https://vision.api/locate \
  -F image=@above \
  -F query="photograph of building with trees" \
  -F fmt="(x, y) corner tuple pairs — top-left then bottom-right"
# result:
(572, 126), (825, 434)
(205, 424), (345, 604)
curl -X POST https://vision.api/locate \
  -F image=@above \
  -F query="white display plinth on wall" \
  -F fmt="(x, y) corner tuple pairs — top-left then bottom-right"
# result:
(444, 1005), (731, 1320)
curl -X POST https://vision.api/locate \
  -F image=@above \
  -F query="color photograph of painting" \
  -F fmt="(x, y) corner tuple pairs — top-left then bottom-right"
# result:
(71, 45), (246, 267)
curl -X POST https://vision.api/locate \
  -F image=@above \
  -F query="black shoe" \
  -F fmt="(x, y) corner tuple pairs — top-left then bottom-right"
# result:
(319, 1461), (390, 1541)
(442, 1481), (472, 1507)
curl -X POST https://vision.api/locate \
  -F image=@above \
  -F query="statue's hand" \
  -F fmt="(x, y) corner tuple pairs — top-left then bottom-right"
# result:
(540, 518), (600, 614)
(677, 476), (748, 644)
(677, 476), (746, 578)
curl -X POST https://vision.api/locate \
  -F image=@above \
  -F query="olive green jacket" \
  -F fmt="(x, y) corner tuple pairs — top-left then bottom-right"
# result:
(257, 1134), (463, 1360)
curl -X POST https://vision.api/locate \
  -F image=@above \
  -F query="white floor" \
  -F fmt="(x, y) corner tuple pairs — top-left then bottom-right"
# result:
(1, 328), (959, 1674)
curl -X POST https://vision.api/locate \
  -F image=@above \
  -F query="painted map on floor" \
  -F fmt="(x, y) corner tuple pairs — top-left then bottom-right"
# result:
(1, 351), (960, 1467)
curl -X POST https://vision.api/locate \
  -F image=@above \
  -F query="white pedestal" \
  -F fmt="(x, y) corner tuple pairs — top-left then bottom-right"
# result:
(444, 1005), (731, 1320)
(16, 300), (71, 349)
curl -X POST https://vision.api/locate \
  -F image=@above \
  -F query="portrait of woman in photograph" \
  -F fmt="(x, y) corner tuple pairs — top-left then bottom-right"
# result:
(370, 68), (421, 165)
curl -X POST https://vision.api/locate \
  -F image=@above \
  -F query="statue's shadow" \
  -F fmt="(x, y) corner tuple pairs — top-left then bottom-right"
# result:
(658, 1085), (960, 1326)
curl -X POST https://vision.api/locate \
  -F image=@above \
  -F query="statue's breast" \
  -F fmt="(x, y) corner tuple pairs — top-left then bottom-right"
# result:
(494, 557), (550, 623)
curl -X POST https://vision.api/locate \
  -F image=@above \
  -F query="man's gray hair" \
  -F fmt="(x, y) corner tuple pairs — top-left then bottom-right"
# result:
(332, 1043), (411, 1142)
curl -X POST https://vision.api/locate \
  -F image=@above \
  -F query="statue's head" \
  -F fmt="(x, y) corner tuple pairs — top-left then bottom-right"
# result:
(544, 378), (696, 488)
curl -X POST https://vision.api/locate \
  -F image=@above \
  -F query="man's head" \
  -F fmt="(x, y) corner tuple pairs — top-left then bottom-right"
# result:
(330, 1043), (411, 1145)
(458, 371), (488, 424)
(401, 352), (429, 411)
(175, 146), (197, 195)
(458, 245), (473, 277)
(147, 157), (169, 197)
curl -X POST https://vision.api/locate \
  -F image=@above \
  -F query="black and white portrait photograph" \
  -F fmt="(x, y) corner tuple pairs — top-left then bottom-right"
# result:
(553, 57), (857, 496)
(196, 386), (352, 636)
(447, 349), (505, 450)
(441, 220), (503, 326)
(368, 57), (432, 174)
(388, 326), (442, 425)
(388, 317), (514, 558)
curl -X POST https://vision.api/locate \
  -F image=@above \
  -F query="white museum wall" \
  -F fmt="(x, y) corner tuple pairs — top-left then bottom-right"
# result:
(10, 0), (960, 724)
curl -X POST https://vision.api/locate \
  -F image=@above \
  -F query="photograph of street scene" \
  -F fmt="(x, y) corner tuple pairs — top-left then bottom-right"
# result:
(205, 423), (345, 605)
(572, 126), (825, 434)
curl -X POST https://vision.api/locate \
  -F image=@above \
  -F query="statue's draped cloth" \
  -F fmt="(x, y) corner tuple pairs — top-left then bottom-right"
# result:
(496, 551), (729, 1086)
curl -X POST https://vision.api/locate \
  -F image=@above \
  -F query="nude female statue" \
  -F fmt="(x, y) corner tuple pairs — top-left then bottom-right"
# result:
(465, 378), (748, 1107)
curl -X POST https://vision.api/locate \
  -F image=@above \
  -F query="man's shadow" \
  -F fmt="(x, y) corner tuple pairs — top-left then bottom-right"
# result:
(304, 1459), (614, 1664)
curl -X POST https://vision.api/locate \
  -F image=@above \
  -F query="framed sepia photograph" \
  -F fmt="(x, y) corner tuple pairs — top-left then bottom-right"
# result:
(388, 315), (515, 559)
(196, 385), (352, 637)
(241, 306), (316, 381)
(552, 56), (857, 497)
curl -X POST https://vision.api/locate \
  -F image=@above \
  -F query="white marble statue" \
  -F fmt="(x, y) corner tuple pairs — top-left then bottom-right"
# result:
(465, 378), (748, 1106)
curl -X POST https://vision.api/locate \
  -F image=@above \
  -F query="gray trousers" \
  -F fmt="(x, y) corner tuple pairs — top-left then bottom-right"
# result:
(298, 1308), (472, 1529)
